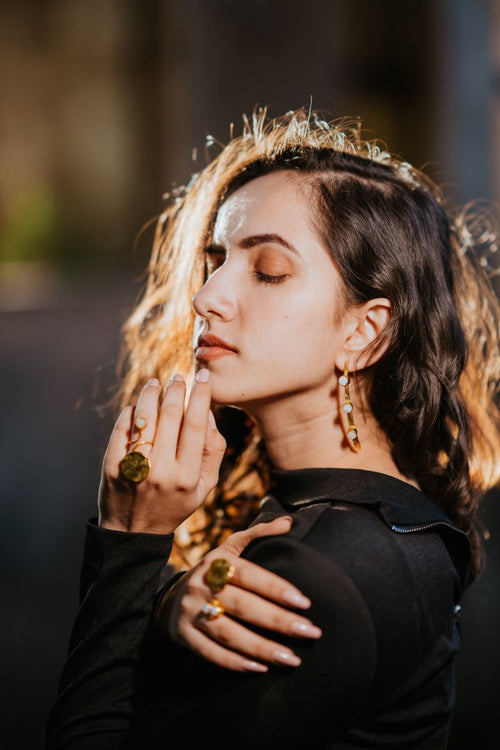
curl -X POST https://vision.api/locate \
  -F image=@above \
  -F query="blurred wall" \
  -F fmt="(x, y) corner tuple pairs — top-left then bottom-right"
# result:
(1, 1), (499, 748)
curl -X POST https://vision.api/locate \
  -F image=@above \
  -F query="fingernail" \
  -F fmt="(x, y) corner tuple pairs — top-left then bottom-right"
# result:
(243, 661), (268, 673)
(196, 368), (210, 382)
(282, 591), (311, 608)
(273, 650), (301, 667)
(290, 621), (322, 638)
(172, 373), (184, 383)
(208, 409), (217, 430)
(146, 378), (160, 388)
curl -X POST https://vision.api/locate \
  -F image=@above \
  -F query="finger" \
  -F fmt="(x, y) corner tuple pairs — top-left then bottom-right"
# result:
(212, 555), (311, 610)
(153, 374), (186, 462)
(196, 611), (302, 667)
(103, 405), (134, 473)
(222, 516), (294, 556)
(176, 369), (212, 478)
(179, 623), (268, 673)
(217, 585), (322, 639)
(129, 378), (162, 457)
(198, 411), (227, 496)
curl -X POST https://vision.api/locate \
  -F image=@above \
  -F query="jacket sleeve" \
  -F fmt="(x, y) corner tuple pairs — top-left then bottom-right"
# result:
(46, 520), (174, 750)
(121, 529), (378, 749)
(232, 532), (378, 744)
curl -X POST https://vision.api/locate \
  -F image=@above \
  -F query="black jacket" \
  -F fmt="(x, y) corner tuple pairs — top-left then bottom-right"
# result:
(47, 468), (471, 749)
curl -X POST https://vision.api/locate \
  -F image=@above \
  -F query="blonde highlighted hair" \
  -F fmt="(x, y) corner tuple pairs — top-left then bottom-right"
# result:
(116, 107), (500, 577)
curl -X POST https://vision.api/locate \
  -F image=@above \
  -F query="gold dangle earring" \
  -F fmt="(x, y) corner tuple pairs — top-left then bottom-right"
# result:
(339, 361), (361, 452)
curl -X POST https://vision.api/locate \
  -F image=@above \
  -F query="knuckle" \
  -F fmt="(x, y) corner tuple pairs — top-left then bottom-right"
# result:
(176, 475), (197, 492)
(144, 477), (163, 493)
(185, 575), (202, 598)
(228, 599), (245, 620)
(162, 401), (182, 420)
(184, 415), (205, 433)
(184, 578), (197, 598)
(178, 597), (191, 617)
(268, 611), (286, 630)
(215, 627), (231, 648)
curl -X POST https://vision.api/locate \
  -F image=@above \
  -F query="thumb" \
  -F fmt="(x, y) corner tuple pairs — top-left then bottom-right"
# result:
(221, 515), (293, 557)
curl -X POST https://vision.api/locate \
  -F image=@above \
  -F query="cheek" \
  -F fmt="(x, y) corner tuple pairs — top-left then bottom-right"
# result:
(255, 295), (338, 364)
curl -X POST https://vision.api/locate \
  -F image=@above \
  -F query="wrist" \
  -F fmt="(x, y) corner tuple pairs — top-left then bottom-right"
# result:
(98, 513), (178, 535)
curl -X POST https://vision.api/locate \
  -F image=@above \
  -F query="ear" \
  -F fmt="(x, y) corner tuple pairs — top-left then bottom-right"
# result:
(334, 298), (392, 372)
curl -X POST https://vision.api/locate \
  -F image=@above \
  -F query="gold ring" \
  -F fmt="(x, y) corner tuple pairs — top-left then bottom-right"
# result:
(119, 451), (151, 483)
(201, 598), (224, 621)
(204, 558), (235, 594)
(128, 440), (154, 451)
(128, 415), (148, 444)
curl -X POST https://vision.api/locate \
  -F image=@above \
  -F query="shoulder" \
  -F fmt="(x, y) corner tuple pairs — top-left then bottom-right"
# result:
(256, 466), (471, 589)
(242, 512), (378, 709)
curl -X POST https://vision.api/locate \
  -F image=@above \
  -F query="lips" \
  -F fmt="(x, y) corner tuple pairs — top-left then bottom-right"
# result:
(197, 334), (238, 352)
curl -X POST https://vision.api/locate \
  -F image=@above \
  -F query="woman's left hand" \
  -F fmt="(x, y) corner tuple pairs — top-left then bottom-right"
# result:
(156, 516), (323, 672)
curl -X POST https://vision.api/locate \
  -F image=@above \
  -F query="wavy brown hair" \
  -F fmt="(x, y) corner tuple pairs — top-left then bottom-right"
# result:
(116, 108), (500, 579)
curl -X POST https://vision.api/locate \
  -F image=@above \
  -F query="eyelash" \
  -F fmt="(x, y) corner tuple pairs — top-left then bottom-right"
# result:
(204, 252), (288, 285)
(254, 271), (288, 285)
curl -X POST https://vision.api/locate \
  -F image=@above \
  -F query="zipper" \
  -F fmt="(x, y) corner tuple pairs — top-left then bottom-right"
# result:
(391, 521), (452, 534)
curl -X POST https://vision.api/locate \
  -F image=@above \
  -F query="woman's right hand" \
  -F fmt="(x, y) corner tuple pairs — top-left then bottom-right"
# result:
(98, 369), (227, 534)
(156, 516), (323, 672)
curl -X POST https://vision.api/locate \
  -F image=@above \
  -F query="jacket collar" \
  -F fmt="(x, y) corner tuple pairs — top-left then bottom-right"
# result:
(266, 466), (459, 531)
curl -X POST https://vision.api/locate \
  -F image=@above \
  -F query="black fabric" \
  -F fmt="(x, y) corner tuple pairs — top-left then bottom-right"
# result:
(46, 468), (470, 749)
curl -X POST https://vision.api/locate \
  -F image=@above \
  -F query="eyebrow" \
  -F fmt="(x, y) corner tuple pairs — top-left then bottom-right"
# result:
(207, 233), (300, 257)
(239, 233), (300, 256)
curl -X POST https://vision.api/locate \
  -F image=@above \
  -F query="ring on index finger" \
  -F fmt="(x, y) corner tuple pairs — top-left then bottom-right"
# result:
(204, 559), (235, 594)
(127, 415), (149, 450)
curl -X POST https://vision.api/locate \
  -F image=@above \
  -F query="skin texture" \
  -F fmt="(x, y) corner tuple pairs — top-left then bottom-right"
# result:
(193, 171), (398, 476)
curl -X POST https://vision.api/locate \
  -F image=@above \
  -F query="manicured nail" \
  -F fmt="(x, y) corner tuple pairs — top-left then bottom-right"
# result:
(146, 378), (160, 388)
(172, 373), (184, 382)
(208, 409), (217, 430)
(290, 621), (322, 638)
(282, 590), (311, 608)
(243, 660), (268, 673)
(273, 650), (301, 667)
(196, 368), (210, 382)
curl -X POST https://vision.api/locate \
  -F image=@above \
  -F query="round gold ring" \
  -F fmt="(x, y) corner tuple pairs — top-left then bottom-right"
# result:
(119, 451), (151, 483)
(201, 598), (224, 621)
(204, 558), (235, 594)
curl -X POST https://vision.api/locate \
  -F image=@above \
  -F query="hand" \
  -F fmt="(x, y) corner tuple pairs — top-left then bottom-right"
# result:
(156, 516), (323, 673)
(98, 370), (226, 534)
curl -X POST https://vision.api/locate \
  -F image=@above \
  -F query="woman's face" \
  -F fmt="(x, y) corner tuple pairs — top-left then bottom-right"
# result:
(192, 171), (346, 409)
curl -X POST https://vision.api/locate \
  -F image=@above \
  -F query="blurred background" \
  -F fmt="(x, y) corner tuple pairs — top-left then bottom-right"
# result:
(1, 1), (499, 747)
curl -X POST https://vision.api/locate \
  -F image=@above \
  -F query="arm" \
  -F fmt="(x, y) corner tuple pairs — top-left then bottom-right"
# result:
(47, 373), (224, 748)
(134, 530), (377, 748)
(46, 522), (174, 750)
(47, 519), (303, 750)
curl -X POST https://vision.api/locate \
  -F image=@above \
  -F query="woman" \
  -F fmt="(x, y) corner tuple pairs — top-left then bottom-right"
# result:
(47, 108), (499, 749)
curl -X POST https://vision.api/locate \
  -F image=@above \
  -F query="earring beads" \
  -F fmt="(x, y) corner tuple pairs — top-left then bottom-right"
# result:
(339, 362), (361, 452)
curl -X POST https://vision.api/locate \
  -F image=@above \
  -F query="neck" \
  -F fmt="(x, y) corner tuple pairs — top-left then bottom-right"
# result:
(245, 379), (417, 488)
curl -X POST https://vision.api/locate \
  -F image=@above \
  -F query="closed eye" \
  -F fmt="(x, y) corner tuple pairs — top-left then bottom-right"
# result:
(255, 271), (288, 284)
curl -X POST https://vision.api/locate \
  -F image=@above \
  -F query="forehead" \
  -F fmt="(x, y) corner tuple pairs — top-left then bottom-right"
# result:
(213, 171), (313, 242)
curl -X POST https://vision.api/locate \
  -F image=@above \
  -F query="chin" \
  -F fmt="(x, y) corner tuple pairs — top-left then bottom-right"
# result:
(210, 389), (248, 407)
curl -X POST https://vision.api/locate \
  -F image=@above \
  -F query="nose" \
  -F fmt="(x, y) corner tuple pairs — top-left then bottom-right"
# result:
(192, 267), (237, 321)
